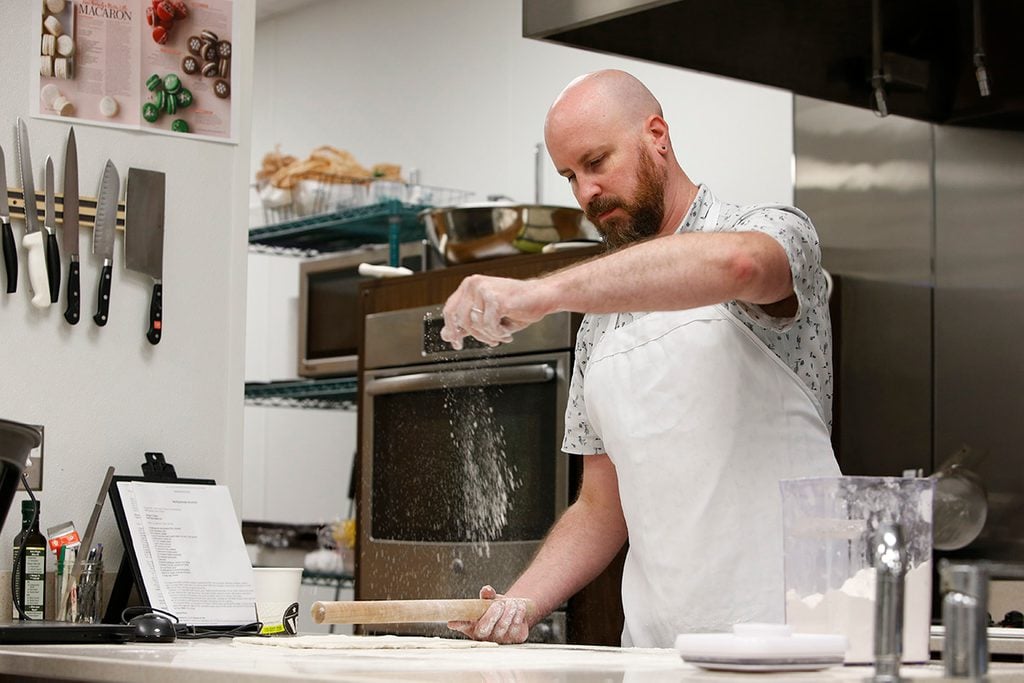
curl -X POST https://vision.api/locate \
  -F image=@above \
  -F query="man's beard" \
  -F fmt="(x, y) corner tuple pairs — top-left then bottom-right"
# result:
(585, 148), (666, 250)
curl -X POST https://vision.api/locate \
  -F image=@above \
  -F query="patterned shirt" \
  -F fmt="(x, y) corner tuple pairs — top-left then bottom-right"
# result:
(562, 184), (833, 455)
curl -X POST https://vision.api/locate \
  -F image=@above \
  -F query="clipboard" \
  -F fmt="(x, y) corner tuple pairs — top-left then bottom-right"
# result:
(103, 464), (214, 623)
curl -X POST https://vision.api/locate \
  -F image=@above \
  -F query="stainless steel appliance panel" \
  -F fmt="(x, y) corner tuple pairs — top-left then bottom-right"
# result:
(794, 96), (934, 476)
(359, 356), (569, 611)
(934, 125), (1024, 562)
(363, 304), (576, 370)
(359, 322), (572, 641)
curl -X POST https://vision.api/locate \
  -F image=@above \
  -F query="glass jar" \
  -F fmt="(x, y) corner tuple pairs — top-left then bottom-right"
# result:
(779, 476), (934, 663)
(75, 560), (103, 624)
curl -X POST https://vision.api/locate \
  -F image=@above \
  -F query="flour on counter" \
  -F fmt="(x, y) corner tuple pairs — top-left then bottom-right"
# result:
(785, 560), (932, 663)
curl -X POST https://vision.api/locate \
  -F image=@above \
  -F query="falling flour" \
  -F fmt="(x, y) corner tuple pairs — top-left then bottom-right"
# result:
(785, 560), (932, 663)
(442, 382), (520, 551)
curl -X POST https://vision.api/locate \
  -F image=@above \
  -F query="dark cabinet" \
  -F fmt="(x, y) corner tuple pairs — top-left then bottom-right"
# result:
(524, 0), (1024, 131)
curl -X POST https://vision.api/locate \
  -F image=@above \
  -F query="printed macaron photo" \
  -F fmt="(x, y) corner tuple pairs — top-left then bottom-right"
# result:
(146, 0), (189, 45)
(185, 27), (232, 99)
(141, 71), (195, 133)
(39, 0), (75, 81)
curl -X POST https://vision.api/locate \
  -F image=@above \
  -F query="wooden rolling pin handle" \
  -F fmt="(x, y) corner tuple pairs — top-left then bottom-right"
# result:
(310, 598), (537, 625)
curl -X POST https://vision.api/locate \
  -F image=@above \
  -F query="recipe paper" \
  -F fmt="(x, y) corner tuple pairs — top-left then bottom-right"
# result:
(117, 480), (256, 625)
(30, 0), (238, 143)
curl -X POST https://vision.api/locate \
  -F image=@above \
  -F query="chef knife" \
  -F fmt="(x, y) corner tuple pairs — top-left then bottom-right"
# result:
(62, 127), (80, 323)
(310, 598), (537, 625)
(43, 156), (61, 303)
(0, 143), (16, 293)
(17, 117), (49, 308)
(124, 168), (165, 344)
(92, 160), (119, 326)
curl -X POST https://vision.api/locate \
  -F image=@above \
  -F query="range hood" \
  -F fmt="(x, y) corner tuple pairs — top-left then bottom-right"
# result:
(523, 0), (1024, 131)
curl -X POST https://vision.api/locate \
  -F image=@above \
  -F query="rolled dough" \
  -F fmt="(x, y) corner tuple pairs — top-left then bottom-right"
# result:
(232, 634), (500, 650)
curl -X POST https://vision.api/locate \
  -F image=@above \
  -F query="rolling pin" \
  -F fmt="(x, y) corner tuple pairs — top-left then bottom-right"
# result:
(310, 598), (535, 625)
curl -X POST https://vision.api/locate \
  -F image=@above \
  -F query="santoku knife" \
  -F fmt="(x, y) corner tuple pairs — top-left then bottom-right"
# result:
(43, 156), (61, 303)
(92, 160), (119, 326)
(17, 118), (49, 308)
(62, 127), (80, 323)
(0, 143), (16, 293)
(125, 168), (165, 344)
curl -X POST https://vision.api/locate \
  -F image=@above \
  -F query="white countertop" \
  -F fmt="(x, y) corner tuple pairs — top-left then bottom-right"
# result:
(0, 638), (1023, 683)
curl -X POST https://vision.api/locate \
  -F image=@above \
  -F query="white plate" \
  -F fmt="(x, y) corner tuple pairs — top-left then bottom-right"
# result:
(675, 623), (847, 673)
(681, 657), (844, 673)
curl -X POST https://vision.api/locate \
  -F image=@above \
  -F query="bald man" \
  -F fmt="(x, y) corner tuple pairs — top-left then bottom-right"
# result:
(442, 70), (839, 647)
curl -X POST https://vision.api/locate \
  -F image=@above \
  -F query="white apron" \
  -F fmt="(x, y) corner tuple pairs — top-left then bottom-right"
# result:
(582, 202), (840, 648)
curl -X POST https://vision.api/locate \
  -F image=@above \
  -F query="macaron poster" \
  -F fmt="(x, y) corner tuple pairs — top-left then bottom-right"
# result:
(31, 0), (239, 143)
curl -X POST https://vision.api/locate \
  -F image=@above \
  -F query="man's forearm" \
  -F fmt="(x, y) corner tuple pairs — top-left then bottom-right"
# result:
(504, 482), (628, 625)
(537, 231), (793, 316)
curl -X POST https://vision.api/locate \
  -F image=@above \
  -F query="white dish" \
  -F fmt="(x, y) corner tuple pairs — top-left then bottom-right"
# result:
(675, 623), (847, 673)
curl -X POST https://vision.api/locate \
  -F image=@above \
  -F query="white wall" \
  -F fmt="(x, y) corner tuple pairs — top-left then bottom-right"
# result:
(0, 2), (255, 579)
(251, 0), (795, 207)
(242, 0), (795, 528)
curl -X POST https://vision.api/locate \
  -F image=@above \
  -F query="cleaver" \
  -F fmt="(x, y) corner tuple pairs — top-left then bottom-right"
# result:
(125, 169), (165, 345)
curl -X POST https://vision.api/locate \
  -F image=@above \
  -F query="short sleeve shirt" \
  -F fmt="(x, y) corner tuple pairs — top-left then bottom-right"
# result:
(561, 184), (833, 455)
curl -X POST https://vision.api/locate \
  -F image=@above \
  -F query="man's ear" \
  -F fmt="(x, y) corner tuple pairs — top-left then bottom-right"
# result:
(647, 115), (670, 152)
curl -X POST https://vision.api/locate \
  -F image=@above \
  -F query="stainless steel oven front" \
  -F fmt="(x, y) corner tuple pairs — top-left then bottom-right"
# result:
(359, 304), (575, 642)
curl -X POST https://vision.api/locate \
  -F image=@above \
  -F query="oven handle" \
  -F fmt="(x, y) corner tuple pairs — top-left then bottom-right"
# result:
(365, 364), (555, 395)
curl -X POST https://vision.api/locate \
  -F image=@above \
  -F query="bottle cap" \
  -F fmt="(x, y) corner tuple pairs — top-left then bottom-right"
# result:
(21, 499), (39, 514)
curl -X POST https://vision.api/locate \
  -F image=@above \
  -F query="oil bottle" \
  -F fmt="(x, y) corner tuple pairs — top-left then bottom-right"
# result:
(12, 500), (46, 620)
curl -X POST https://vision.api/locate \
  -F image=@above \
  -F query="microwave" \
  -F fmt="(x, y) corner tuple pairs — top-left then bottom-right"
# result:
(297, 242), (423, 378)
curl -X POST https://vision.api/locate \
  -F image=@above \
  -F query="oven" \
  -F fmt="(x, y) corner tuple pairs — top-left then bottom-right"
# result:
(358, 304), (577, 642)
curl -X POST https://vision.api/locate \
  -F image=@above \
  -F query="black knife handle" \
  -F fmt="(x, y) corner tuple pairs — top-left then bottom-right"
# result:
(1, 220), (16, 294)
(46, 232), (61, 303)
(64, 260), (80, 324)
(146, 283), (162, 345)
(93, 263), (111, 326)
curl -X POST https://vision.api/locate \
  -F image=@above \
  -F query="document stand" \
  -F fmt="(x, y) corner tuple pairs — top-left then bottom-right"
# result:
(102, 453), (215, 623)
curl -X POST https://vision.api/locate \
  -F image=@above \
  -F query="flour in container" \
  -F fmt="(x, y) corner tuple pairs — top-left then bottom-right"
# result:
(785, 560), (932, 663)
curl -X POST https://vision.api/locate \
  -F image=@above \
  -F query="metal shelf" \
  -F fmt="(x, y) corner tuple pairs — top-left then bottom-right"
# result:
(244, 378), (358, 410)
(248, 199), (428, 257)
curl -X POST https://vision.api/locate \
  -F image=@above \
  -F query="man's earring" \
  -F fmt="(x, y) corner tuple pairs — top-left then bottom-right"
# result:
(660, 145), (667, 151)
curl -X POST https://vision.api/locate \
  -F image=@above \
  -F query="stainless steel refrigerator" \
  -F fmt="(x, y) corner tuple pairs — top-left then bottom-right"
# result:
(795, 96), (1024, 563)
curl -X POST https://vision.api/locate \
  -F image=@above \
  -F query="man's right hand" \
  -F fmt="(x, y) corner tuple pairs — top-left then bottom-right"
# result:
(447, 585), (533, 644)
(440, 274), (554, 350)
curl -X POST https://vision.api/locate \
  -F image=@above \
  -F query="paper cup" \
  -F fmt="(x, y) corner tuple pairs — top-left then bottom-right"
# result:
(252, 567), (302, 634)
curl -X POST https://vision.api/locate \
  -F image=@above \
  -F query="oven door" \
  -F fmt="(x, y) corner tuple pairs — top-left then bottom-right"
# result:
(358, 351), (570, 617)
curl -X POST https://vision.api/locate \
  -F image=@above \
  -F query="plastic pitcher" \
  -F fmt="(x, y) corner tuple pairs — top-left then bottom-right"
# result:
(779, 476), (934, 663)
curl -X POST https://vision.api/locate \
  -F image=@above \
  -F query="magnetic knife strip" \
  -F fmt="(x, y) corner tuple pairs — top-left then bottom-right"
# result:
(5, 186), (126, 230)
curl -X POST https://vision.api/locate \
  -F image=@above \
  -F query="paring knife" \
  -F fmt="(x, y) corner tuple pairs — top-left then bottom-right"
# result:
(0, 143), (16, 293)
(17, 118), (49, 308)
(125, 168), (165, 344)
(92, 160), (119, 326)
(62, 127), (80, 323)
(43, 156), (61, 303)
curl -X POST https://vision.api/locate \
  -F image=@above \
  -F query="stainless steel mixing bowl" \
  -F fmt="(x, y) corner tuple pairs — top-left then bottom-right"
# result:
(420, 203), (600, 265)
